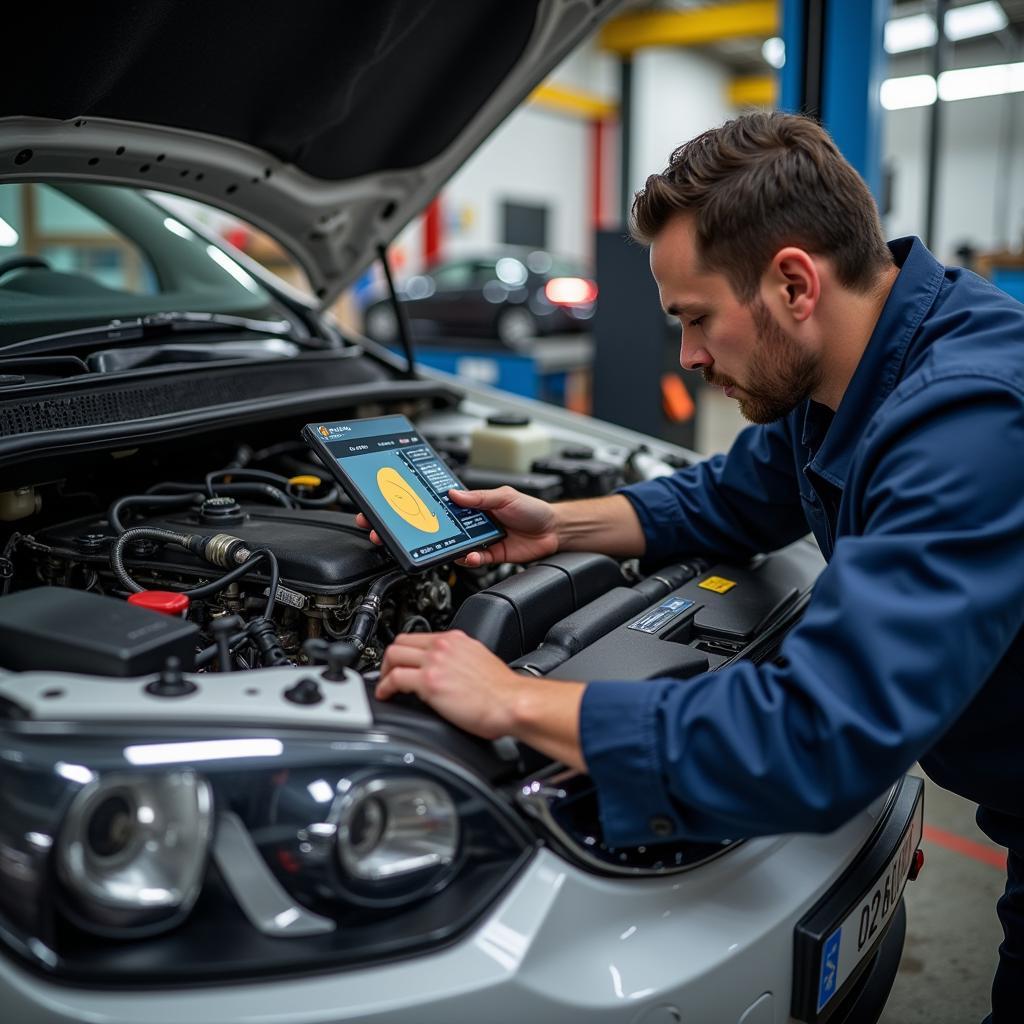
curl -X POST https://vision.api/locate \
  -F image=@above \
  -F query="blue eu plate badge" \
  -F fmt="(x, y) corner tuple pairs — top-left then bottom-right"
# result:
(817, 927), (842, 1011)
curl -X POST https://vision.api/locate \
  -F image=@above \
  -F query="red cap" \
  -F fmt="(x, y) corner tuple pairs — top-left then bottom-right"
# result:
(127, 590), (190, 616)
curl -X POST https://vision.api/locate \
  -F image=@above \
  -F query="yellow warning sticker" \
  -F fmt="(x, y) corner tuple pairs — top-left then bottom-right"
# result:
(698, 575), (736, 594)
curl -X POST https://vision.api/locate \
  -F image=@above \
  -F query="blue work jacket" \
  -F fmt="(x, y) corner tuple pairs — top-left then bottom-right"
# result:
(580, 237), (1024, 848)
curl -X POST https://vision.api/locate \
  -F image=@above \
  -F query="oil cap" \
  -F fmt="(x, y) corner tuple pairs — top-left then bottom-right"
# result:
(486, 413), (530, 428)
(127, 590), (190, 616)
(199, 496), (244, 524)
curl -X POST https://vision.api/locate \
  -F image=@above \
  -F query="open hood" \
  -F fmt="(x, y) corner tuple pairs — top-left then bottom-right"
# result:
(0, 0), (620, 308)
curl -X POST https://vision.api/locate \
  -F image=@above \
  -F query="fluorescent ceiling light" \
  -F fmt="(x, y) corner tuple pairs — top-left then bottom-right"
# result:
(884, 2), (1008, 54)
(886, 13), (937, 54)
(940, 61), (1024, 100)
(881, 74), (938, 109)
(761, 36), (785, 69)
(881, 60), (1024, 109)
(946, 1), (1008, 41)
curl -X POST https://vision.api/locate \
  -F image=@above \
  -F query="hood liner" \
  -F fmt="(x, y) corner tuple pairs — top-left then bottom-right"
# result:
(0, 0), (619, 306)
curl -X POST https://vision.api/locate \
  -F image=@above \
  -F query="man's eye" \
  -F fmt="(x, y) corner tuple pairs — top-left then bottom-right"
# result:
(688, 315), (706, 328)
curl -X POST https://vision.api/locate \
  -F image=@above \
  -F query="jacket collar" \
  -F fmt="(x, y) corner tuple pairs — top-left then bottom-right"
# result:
(803, 236), (945, 488)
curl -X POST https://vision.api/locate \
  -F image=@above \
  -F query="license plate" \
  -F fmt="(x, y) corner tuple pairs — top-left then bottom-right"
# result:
(792, 776), (924, 1022)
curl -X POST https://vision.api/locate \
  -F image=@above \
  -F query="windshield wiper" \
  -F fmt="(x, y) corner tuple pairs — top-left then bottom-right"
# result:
(0, 311), (319, 358)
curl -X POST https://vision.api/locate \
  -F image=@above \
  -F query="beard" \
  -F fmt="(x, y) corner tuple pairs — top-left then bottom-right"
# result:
(703, 299), (821, 424)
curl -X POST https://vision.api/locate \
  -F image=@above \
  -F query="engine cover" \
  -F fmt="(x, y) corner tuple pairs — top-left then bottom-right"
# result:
(34, 505), (393, 595)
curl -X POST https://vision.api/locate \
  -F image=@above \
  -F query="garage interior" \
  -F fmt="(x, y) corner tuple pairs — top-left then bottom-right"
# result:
(1, 2), (1022, 1023)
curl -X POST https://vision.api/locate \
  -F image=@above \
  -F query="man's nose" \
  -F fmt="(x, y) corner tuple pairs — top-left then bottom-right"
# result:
(679, 329), (712, 372)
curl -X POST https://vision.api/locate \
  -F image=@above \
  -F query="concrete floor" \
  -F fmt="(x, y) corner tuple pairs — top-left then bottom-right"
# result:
(695, 390), (1009, 1023)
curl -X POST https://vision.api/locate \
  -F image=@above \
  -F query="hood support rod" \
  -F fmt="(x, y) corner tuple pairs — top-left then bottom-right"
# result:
(376, 244), (416, 378)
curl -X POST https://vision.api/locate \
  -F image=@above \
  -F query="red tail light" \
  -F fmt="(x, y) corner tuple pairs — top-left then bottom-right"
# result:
(544, 277), (598, 306)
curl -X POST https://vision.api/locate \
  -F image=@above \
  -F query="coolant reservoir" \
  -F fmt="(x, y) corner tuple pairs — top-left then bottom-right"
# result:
(470, 414), (552, 473)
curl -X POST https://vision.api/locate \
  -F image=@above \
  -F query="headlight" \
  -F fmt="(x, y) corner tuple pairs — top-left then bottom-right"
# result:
(335, 775), (459, 885)
(56, 771), (212, 936)
(0, 727), (532, 985)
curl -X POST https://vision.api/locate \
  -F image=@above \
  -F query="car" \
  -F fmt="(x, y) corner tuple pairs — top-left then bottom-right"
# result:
(0, 3), (922, 1023)
(362, 250), (598, 349)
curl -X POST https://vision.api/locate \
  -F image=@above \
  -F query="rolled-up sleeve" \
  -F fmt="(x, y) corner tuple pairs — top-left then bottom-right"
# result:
(583, 375), (1024, 846)
(619, 416), (809, 565)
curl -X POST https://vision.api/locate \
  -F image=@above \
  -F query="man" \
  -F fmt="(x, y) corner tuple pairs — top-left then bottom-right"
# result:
(360, 112), (1024, 1019)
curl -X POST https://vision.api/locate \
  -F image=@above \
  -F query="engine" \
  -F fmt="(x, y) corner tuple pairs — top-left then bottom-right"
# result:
(0, 416), (647, 677)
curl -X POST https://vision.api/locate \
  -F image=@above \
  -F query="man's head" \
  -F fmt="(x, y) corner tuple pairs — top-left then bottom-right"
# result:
(632, 112), (894, 422)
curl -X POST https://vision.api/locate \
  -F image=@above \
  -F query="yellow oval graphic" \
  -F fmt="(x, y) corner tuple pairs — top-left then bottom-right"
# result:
(376, 466), (440, 533)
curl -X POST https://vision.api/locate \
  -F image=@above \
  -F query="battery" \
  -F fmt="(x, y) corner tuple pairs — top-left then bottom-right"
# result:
(0, 587), (198, 676)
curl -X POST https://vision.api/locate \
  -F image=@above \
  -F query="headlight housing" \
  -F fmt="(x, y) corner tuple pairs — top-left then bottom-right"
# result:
(0, 725), (532, 985)
(56, 770), (212, 937)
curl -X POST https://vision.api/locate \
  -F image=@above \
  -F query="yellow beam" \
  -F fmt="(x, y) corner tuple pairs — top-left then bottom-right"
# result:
(600, 2), (778, 55)
(729, 75), (777, 107)
(528, 82), (618, 120)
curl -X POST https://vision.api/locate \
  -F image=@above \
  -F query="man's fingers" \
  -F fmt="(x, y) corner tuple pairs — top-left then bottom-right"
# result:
(380, 643), (427, 673)
(376, 666), (422, 701)
(448, 488), (482, 507)
(456, 549), (492, 568)
(354, 512), (369, 528)
(449, 486), (515, 510)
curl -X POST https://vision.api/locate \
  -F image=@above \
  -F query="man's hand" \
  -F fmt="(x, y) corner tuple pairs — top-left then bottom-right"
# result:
(377, 630), (523, 738)
(377, 630), (588, 769)
(355, 486), (559, 567)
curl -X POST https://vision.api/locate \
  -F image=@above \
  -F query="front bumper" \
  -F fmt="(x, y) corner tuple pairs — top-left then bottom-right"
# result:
(0, 779), (920, 1024)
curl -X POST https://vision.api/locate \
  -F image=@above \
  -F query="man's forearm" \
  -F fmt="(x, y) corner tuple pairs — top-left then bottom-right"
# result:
(553, 494), (647, 558)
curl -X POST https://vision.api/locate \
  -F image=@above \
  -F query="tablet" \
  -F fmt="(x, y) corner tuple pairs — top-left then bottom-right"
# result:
(303, 415), (505, 573)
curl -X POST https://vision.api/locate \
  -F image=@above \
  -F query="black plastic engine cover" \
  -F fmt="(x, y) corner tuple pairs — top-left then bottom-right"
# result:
(450, 552), (623, 660)
(35, 506), (392, 595)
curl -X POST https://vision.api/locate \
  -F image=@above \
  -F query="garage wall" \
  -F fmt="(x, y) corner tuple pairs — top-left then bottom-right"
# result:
(443, 106), (591, 263)
(631, 47), (736, 198)
(882, 42), (1024, 260)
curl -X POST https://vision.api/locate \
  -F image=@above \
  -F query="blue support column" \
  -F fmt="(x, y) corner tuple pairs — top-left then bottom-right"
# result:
(780, 0), (890, 201)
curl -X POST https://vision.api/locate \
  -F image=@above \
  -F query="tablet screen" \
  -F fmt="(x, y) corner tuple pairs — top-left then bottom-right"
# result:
(309, 416), (504, 568)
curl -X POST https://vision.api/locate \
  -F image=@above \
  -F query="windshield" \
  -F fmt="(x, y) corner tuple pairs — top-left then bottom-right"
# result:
(0, 182), (287, 346)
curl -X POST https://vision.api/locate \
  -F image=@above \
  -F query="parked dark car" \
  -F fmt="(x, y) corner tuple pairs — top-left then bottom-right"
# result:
(362, 250), (597, 348)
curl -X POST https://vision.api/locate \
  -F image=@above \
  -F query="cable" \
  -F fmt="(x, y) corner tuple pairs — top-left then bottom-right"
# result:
(110, 527), (195, 593)
(107, 493), (204, 535)
(0, 531), (22, 596)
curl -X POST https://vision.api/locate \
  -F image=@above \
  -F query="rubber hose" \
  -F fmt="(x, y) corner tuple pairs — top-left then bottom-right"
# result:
(107, 493), (204, 535)
(110, 527), (194, 593)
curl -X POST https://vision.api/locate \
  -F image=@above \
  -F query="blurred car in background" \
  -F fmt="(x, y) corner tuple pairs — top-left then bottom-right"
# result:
(362, 249), (597, 348)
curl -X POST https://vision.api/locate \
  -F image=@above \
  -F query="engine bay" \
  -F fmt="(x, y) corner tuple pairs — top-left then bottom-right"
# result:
(0, 397), (824, 883)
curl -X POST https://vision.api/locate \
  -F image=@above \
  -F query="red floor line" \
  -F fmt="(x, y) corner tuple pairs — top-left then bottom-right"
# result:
(922, 823), (1008, 871)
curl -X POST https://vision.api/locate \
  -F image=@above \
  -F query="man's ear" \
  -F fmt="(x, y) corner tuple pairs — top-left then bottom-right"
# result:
(762, 247), (820, 323)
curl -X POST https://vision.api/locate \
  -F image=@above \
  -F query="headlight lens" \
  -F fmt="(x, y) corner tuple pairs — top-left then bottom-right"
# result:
(56, 771), (212, 936)
(335, 775), (458, 883)
(0, 727), (532, 985)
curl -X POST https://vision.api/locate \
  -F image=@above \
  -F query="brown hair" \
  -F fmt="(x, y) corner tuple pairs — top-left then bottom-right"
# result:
(630, 112), (893, 300)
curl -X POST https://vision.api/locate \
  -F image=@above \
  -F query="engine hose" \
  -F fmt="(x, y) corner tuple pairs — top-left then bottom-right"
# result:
(205, 467), (289, 496)
(183, 548), (278, 608)
(343, 568), (407, 651)
(107, 493), (204, 535)
(111, 529), (280, 614)
(247, 617), (290, 667)
(110, 527), (196, 593)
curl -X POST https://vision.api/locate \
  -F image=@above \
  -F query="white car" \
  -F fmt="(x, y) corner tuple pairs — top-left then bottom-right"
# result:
(0, 2), (922, 1022)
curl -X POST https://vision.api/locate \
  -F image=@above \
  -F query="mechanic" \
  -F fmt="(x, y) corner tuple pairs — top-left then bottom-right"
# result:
(362, 112), (1024, 1020)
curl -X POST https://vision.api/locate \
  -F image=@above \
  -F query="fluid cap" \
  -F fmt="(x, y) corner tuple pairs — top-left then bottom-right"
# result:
(486, 413), (530, 428)
(127, 590), (190, 616)
(199, 496), (244, 524)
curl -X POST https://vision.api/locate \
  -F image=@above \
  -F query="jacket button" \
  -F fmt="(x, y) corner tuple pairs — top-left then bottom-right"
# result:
(649, 815), (674, 838)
